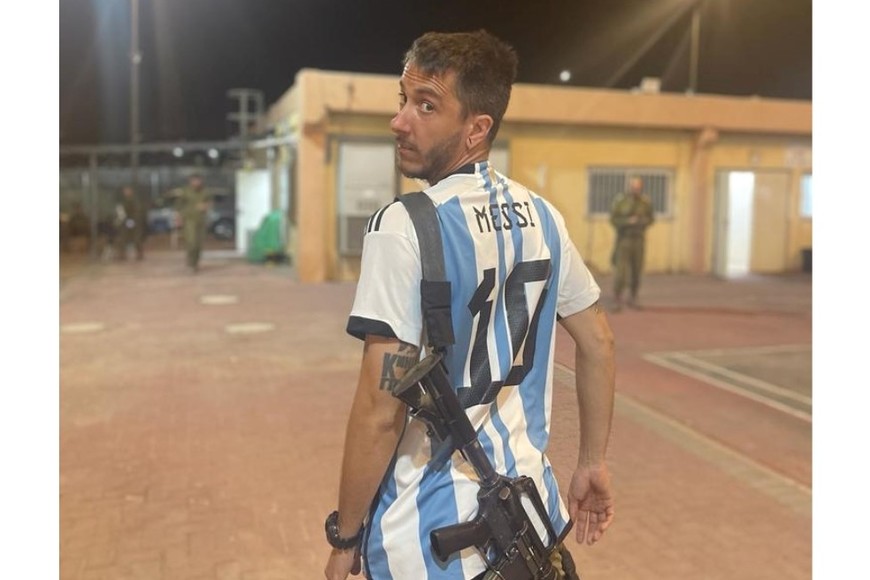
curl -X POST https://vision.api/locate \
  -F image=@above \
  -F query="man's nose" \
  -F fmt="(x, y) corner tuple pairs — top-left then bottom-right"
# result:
(390, 108), (408, 135)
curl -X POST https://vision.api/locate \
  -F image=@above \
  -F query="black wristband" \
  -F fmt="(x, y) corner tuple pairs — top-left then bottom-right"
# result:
(325, 510), (363, 550)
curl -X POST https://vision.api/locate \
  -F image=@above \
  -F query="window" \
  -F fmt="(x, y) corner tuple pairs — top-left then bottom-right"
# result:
(800, 174), (812, 218)
(587, 168), (673, 216)
(337, 142), (397, 256)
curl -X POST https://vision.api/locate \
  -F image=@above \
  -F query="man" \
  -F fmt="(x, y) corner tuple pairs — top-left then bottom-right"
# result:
(60, 201), (91, 254)
(609, 177), (654, 311)
(175, 174), (211, 271)
(115, 186), (145, 261)
(325, 30), (615, 580)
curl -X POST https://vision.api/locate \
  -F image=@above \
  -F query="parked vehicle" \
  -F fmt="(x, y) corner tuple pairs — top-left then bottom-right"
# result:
(207, 192), (236, 240)
(147, 191), (236, 240)
(147, 206), (178, 234)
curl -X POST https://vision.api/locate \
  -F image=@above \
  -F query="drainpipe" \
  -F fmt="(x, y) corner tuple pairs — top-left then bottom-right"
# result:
(690, 126), (718, 273)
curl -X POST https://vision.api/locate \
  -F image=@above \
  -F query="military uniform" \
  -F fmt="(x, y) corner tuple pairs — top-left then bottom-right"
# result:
(610, 190), (654, 308)
(116, 192), (145, 260)
(176, 185), (212, 270)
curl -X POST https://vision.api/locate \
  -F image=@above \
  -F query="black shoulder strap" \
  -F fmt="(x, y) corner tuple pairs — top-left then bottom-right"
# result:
(399, 192), (455, 352)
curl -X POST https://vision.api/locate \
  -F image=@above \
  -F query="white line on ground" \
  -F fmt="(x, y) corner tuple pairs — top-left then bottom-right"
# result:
(554, 362), (812, 512)
(642, 354), (812, 423)
(201, 294), (239, 305)
(678, 344), (810, 357)
(668, 352), (812, 405)
(224, 322), (276, 334)
(61, 322), (105, 334)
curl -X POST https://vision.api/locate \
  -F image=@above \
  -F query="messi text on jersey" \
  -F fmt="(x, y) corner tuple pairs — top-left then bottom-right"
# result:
(473, 202), (537, 234)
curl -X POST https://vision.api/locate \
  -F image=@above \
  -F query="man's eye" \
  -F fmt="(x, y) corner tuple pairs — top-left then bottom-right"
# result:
(420, 102), (435, 113)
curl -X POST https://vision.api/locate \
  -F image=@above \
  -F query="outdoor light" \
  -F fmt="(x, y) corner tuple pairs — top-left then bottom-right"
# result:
(208, 148), (219, 160)
(173, 147), (184, 157)
(559, 70), (571, 83)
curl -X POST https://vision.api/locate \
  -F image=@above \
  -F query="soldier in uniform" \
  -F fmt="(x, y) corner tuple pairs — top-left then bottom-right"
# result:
(175, 174), (212, 271)
(609, 177), (654, 311)
(115, 186), (145, 261)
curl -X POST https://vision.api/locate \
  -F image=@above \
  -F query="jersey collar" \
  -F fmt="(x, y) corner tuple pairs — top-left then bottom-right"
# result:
(424, 160), (495, 204)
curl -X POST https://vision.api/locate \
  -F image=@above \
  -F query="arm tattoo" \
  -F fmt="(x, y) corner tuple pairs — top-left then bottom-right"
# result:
(587, 300), (604, 315)
(379, 341), (419, 393)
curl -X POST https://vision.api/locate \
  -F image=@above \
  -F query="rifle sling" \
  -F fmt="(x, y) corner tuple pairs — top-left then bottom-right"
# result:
(399, 192), (455, 351)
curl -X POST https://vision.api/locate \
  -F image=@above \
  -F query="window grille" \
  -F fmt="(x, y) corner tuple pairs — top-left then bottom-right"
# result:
(587, 168), (673, 216)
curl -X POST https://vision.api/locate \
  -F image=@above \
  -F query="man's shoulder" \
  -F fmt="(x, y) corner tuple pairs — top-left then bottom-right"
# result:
(364, 198), (411, 236)
(494, 172), (546, 206)
(493, 169), (527, 191)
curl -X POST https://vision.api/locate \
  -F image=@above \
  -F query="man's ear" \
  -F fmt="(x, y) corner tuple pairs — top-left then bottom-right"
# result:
(467, 114), (494, 149)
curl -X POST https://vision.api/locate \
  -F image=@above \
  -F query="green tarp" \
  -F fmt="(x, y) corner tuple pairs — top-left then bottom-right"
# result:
(247, 210), (287, 263)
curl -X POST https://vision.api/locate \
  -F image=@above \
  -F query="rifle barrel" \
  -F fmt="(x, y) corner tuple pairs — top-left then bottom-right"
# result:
(424, 363), (501, 487)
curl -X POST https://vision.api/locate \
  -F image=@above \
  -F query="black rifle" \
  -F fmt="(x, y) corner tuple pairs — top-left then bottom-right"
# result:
(392, 352), (571, 580)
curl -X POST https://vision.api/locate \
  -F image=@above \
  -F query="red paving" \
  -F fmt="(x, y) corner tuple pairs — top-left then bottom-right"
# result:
(60, 248), (812, 580)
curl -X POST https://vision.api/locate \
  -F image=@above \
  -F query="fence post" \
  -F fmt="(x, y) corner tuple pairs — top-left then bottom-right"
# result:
(89, 153), (99, 262)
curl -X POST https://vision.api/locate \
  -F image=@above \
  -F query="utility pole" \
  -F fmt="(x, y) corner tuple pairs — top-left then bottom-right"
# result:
(130, 0), (141, 193)
(227, 88), (264, 167)
(227, 88), (264, 140)
(689, 0), (701, 94)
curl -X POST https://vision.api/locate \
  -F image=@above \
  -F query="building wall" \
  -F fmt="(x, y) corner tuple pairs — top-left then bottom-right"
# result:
(503, 125), (691, 273)
(707, 135), (813, 272)
(271, 69), (811, 282)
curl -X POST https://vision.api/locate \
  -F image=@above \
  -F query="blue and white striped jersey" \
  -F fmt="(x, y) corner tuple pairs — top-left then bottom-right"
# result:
(347, 160), (600, 579)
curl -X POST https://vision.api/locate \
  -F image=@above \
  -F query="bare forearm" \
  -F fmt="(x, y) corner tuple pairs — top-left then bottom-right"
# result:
(575, 344), (615, 465)
(334, 337), (419, 538)
(336, 399), (403, 537)
(559, 303), (616, 466)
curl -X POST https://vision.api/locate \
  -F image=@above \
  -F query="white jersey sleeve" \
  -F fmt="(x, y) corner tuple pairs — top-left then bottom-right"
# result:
(549, 201), (601, 318)
(346, 202), (424, 347)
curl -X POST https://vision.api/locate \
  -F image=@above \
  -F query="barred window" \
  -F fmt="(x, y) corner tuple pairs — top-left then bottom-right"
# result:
(588, 168), (673, 216)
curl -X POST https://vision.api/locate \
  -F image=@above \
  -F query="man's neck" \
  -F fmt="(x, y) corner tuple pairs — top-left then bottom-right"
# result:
(431, 150), (490, 185)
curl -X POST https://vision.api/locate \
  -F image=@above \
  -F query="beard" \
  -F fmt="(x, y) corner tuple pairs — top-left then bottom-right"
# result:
(397, 130), (465, 184)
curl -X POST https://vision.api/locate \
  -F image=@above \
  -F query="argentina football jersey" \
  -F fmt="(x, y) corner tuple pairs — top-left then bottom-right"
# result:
(347, 160), (600, 579)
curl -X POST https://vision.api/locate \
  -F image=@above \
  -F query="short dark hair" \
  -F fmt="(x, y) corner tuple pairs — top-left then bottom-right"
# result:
(403, 30), (518, 144)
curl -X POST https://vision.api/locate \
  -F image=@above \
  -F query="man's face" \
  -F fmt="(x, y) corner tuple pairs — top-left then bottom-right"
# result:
(629, 178), (643, 195)
(190, 177), (203, 190)
(389, 62), (470, 183)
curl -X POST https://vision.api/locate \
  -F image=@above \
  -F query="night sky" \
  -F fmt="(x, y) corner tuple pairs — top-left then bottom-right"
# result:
(59, 0), (812, 145)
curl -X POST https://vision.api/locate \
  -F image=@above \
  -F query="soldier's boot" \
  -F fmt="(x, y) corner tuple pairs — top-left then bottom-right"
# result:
(628, 278), (643, 308)
(611, 295), (624, 313)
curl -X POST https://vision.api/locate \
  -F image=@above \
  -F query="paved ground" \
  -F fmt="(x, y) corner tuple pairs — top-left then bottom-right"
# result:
(59, 243), (812, 580)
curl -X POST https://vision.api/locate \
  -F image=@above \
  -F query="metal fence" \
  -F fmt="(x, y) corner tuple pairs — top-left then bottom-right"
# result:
(59, 164), (237, 257)
(59, 135), (297, 260)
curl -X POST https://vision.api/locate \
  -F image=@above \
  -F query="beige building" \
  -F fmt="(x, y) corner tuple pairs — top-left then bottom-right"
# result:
(259, 69), (812, 283)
